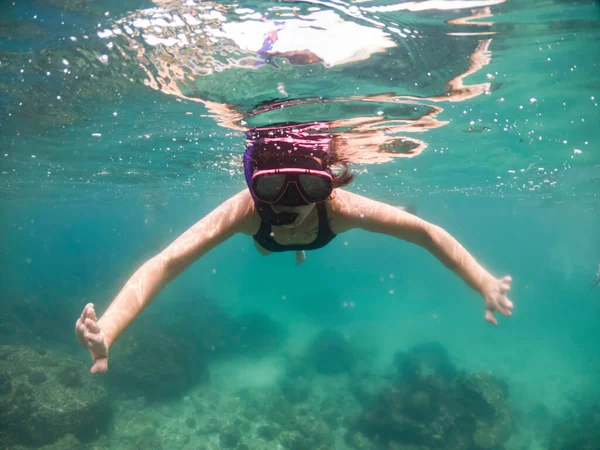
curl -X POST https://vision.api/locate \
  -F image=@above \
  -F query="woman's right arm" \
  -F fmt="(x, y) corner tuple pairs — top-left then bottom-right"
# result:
(76, 190), (256, 372)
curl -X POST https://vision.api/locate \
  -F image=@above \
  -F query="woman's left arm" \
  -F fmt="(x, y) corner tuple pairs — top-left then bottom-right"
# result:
(331, 190), (513, 325)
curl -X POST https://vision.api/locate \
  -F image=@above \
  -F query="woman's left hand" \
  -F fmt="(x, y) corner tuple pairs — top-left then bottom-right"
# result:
(482, 276), (513, 326)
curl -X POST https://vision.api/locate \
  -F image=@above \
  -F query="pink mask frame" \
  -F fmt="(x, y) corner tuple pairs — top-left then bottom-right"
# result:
(251, 167), (333, 204)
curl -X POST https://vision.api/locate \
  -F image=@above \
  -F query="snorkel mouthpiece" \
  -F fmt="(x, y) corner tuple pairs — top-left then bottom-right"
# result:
(269, 210), (299, 226)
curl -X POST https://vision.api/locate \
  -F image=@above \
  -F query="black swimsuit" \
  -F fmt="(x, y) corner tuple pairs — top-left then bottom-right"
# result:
(253, 203), (337, 252)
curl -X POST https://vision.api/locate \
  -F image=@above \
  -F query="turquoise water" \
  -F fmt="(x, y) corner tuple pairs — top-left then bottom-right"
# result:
(1, 0), (599, 449)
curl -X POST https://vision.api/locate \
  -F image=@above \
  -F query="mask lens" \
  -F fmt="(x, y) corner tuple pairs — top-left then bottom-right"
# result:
(298, 174), (332, 202)
(276, 183), (309, 206)
(253, 174), (287, 202)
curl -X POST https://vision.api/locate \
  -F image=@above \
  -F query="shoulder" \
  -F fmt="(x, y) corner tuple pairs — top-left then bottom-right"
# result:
(325, 189), (374, 234)
(326, 189), (425, 236)
(213, 190), (260, 235)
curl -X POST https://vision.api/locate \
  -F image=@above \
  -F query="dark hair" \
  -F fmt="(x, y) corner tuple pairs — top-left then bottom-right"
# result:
(244, 122), (355, 190)
(323, 152), (355, 189)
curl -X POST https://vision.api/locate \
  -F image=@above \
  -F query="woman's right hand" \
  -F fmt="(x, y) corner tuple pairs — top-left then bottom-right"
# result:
(75, 303), (109, 373)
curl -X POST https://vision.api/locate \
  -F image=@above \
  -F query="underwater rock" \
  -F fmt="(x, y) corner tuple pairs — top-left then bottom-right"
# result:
(185, 416), (197, 429)
(0, 369), (12, 395)
(0, 345), (109, 447)
(279, 414), (334, 450)
(163, 299), (286, 359)
(526, 403), (554, 436)
(279, 431), (309, 450)
(56, 367), (83, 389)
(198, 415), (222, 434)
(110, 412), (163, 450)
(157, 296), (237, 357)
(220, 423), (242, 448)
(546, 398), (600, 450)
(39, 433), (83, 450)
(344, 430), (372, 450)
(306, 329), (358, 374)
(5, 433), (87, 450)
(349, 371), (390, 406)
(162, 432), (190, 449)
(229, 312), (287, 356)
(280, 377), (312, 404)
(3, 296), (79, 346)
(352, 344), (512, 449)
(133, 432), (164, 450)
(265, 395), (296, 427)
(27, 371), (47, 385)
(278, 415), (334, 450)
(106, 328), (208, 399)
(393, 341), (457, 384)
(295, 414), (332, 442)
(257, 424), (278, 441)
(454, 373), (512, 449)
(0, 306), (35, 345)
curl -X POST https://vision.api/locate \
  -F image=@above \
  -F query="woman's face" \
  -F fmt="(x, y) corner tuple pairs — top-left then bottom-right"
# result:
(271, 203), (315, 228)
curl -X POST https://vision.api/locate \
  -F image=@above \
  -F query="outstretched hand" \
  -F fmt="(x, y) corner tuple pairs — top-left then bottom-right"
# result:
(75, 303), (109, 373)
(483, 276), (514, 326)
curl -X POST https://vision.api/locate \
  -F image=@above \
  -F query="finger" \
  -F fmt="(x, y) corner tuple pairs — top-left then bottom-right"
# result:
(76, 322), (87, 341)
(80, 304), (90, 322)
(498, 306), (512, 317)
(503, 297), (514, 309)
(503, 276), (512, 283)
(85, 330), (104, 345)
(85, 318), (101, 333)
(485, 310), (498, 326)
(88, 306), (98, 322)
(83, 303), (95, 320)
(76, 320), (87, 333)
(500, 283), (511, 294)
(76, 321), (88, 346)
(91, 358), (108, 374)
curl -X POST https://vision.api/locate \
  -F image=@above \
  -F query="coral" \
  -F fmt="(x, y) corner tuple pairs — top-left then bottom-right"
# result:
(279, 377), (312, 404)
(352, 342), (513, 449)
(0, 369), (13, 395)
(0, 345), (110, 447)
(293, 415), (334, 449)
(185, 416), (197, 429)
(27, 371), (47, 385)
(38, 433), (84, 450)
(56, 367), (83, 389)
(162, 432), (190, 448)
(106, 328), (208, 399)
(394, 342), (457, 385)
(546, 398), (600, 450)
(279, 430), (309, 450)
(265, 395), (296, 427)
(229, 312), (286, 356)
(257, 425), (277, 441)
(306, 329), (358, 374)
(345, 430), (372, 450)
(156, 296), (236, 357)
(220, 423), (242, 448)
(453, 373), (512, 449)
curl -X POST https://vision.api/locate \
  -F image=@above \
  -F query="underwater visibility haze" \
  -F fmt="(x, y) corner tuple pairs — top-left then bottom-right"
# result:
(0, 0), (599, 449)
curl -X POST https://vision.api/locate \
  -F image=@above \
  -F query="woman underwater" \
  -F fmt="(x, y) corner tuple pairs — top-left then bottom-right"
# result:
(76, 122), (514, 373)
